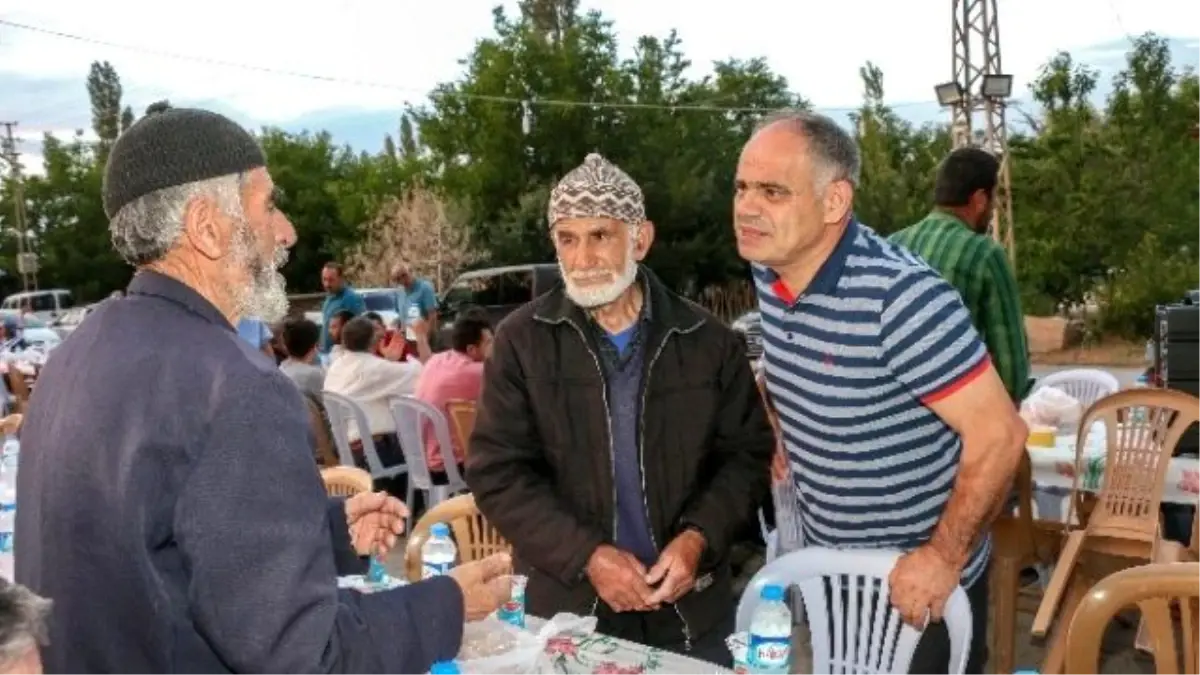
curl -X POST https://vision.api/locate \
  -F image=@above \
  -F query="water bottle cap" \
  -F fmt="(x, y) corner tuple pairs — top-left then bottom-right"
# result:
(429, 660), (461, 674)
(430, 522), (450, 537)
(760, 584), (785, 601)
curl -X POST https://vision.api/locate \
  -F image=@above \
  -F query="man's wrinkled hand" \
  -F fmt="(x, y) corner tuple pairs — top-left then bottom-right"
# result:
(586, 545), (657, 613)
(645, 529), (705, 606)
(449, 553), (514, 621)
(345, 491), (409, 557)
(888, 544), (961, 628)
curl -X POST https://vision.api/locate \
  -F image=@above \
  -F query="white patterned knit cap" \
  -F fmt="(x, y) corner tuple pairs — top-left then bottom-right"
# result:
(547, 153), (646, 228)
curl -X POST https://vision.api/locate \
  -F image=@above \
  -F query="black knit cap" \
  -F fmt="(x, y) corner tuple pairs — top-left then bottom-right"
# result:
(102, 101), (266, 219)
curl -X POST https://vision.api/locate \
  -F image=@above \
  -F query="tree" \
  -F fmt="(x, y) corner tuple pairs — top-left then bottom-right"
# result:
(343, 184), (476, 292)
(409, 0), (802, 291)
(87, 61), (123, 161)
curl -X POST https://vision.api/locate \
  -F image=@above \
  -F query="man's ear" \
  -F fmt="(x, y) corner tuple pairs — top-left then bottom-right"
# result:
(182, 195), (229, 261)
(633, 220), (655, 261)
(822, 181), (854, 225)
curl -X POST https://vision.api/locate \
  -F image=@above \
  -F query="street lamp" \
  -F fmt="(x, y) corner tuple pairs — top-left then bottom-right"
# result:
(934, 81), (964, 106)
(980, 74), (1013, 99)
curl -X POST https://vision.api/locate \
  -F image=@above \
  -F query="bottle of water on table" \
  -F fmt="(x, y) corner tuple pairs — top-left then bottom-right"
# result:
(422, 522), (456, 579)
(0, 462), (16, 581)
(748, 584), (792, 675)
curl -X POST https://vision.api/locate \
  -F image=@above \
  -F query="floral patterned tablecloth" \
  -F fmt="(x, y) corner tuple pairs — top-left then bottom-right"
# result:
(339, 578), (730, 674)
(534, 619), (729, 675)
(1027, 421), (1199, 505)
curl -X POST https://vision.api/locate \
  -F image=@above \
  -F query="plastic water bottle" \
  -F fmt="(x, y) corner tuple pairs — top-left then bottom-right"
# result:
(0, 444), (17, 581)
(421, 523), (456, 579)
(1, 435), (18, 487)
(748, 584), (791, 675)
(429, 660), (461, 674)
(404, 303), (421, 341)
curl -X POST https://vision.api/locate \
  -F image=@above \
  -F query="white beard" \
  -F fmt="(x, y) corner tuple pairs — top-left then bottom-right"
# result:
(560, 245), (639, 309)
(229, 220), (290, 322)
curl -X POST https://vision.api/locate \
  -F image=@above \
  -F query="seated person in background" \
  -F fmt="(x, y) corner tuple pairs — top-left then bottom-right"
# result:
(324, 317), (427, 482)
(0, 578), (50, 675)
(368, 312), (430, 364)
(279, 318), (325, 401)
(323, 309), (355, 366)
(414, 308), (492, 484)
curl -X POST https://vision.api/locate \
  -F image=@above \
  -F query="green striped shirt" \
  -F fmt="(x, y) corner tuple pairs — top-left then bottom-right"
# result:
(889, 211), (1031, 401)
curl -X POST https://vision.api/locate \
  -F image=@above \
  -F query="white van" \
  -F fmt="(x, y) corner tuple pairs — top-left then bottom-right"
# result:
(1, 289), (75, 322)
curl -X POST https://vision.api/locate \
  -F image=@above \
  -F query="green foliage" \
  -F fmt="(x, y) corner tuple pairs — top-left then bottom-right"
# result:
(0, 4), (1194, 345)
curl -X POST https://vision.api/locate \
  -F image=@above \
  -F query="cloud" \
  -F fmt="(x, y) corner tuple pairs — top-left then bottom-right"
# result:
(3, 0), (1195, 175)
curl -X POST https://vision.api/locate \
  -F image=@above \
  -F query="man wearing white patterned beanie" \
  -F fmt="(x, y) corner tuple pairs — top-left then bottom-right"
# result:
(468, 152), (775, 666)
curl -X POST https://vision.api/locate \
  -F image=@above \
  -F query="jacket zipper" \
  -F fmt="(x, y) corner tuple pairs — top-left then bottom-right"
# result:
(560, 318), (618, 620)
(641, 326), (695, 652)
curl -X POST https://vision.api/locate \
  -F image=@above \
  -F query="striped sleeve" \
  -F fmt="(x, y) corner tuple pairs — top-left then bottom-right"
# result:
(880, 267), (990, 404)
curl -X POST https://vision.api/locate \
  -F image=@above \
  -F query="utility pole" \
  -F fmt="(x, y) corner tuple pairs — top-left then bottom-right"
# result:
(935, 0), (1016, 265)
(0, 122), (34, 293)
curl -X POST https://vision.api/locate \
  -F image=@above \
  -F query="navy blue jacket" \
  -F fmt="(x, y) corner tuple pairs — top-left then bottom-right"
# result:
(15, 271), (464, 673)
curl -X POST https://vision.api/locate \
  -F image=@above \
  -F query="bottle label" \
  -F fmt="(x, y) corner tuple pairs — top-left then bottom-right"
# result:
(422, 561), (452, 579)
(748, 634), (790, 672)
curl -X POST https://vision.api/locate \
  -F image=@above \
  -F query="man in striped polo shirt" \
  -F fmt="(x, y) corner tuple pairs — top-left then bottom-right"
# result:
(890, 148), (1032, 403)
(734, 110), (1028, 674)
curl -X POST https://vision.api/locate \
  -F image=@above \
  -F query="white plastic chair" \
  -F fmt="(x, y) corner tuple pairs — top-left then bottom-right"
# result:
(389, 396), (468, 514)
(736, 548), (973, 674)
(1031, 368), (1121, 410)
(1029, 369), (1122, 523)
(322, 390), (410, 481)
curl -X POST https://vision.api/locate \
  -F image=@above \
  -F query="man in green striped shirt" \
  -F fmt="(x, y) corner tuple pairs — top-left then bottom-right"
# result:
(890, 148), (1032, 402)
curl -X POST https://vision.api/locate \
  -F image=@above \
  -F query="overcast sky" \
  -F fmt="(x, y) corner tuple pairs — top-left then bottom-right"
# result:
(1, 0), (1196, 160)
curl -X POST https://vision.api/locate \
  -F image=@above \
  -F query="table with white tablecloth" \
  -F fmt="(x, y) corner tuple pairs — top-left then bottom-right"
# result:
(339, 575), (730, 674)
(1027, 420), (1200, 520)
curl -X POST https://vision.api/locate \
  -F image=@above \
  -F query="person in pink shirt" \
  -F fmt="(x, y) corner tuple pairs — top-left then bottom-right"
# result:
(414, 308), (494, 483)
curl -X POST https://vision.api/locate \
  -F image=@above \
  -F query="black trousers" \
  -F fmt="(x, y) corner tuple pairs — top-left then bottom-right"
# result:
(596, 604), (734, 668)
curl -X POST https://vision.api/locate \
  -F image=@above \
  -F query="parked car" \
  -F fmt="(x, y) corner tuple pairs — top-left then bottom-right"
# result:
(1, 289), (75, 322)
(436, 264), (561, 348)
(731, 310), (763, 361)
(51, 303), (99, 338)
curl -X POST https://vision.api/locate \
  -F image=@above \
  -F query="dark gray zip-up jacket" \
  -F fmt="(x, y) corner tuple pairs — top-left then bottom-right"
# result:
(466, 267), (774, 642)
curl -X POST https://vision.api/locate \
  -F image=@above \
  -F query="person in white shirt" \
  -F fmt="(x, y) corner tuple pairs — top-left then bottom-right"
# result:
(323, 316), (426, 481)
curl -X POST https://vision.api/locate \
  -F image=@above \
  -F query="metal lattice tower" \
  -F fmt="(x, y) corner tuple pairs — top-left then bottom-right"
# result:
(950, 0), (1015, 264)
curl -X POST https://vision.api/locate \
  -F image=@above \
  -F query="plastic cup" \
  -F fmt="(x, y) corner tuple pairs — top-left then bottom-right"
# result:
(725, 631), (750, 674)
(497, 574), (528, 628)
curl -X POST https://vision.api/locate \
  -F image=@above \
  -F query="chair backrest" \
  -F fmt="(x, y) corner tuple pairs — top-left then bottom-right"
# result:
(1034, 368), (1121, 409)
(736, 548), (973, 674)
(389, 396), (466, 493)
(320, 466), (374, 498)
(403, 494), (510, 582)
(304, 395), (338, 467)
(0, 413), (22, 435)
(1070, 389), (1200, 543)
(321, 390), (378, 469)
(1066, 562), (1199, 674)
(445, 399), (477, 458)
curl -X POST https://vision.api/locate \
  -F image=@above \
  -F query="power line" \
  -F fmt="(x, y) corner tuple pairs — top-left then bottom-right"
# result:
(0, 18), (937, 114)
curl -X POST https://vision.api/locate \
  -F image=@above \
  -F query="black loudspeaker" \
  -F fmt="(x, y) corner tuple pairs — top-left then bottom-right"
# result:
(1155, 303), (1199, 455)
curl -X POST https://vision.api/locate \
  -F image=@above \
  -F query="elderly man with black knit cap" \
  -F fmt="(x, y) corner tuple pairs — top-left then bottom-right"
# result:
(14, 103), (512, 674)
(467, 153), (774, 665)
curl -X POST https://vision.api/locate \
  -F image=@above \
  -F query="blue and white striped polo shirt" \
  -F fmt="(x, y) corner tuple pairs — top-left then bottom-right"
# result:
(754, 219), (992, 587)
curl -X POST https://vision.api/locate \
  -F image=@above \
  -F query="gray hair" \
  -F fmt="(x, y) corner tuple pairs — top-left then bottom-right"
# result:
(109, 173), (244, 266)
(755, 109), (861, 191)
(0, 580), (51, 669)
